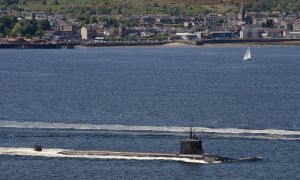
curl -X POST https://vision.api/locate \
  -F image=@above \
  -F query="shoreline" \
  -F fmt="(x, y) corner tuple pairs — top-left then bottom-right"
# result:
(1, 40), (300, 49)
(77, 41), (300, 48)
(79, 39), (300, 48)
(200, 41), (300, 47)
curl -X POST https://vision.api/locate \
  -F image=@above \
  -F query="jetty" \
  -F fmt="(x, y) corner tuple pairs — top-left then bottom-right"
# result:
(0, 43), (61, 49)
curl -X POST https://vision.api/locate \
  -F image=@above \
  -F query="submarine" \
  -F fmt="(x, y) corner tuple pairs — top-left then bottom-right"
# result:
(35, 127), (261, 163)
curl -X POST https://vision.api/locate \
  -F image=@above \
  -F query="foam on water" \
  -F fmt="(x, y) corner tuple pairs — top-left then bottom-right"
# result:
(0, 147), (209, 164)
(0, 120), (299, 137)
(0, 70), (53, 76)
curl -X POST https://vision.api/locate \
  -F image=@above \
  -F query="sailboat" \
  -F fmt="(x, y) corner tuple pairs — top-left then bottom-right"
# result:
(243, 47), (252, 61)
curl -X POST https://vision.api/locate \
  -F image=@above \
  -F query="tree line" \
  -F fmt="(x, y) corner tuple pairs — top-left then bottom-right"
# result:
(1, 0), (300, 16)
(244, 0), (300, 12)
(0, 15), (51, 38)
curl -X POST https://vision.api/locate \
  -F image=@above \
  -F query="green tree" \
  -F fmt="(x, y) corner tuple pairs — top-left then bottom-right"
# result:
(99, 17), (119, 27)
(0, 15), (17, 29)
(168, 6), (180, 16)
(35, 30), (44, 38)
(0, 23), (5, 33)
(117, 7), (122, 14)
(122, 20), (137, 27)
(97, 5), (111, 15)
(53, 0), (59, 5)
(38, 19), (51, 30)
(12, 21), (37, 36)
(77, 16), (90, 26)
(20, 23), (31, 36)
(12, 22), (22, 35)
(90, 16), (98, 24)
(4, 0), (19, 5)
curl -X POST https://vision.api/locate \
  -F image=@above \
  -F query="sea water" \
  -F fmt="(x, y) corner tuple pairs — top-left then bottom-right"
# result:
(0, 46), (299, 179)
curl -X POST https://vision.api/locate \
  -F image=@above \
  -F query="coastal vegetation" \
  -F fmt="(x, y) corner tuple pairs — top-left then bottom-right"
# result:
(0, 0), (300, 17)
(0, 15), (51, 37)
(1, 0), (300, 40)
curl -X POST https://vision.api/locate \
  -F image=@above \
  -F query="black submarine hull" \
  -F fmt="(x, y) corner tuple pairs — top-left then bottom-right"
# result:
(58, 150), (261, 163)
(32, 127), (261, 163)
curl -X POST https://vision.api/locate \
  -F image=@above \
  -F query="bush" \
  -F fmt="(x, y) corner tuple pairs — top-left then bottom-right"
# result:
(38, 19), (51, 30)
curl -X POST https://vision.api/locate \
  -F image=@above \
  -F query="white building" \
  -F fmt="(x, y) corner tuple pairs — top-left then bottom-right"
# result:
(283, 31), (300, 38)
(175, 33), (197, 40)
(240, 25), (264, 39)
(81, 24), (98, 40)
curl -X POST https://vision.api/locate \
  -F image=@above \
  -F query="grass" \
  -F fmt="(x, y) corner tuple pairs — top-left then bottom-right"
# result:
(3, 0), (299, 16)
(0, 0), (241, 16)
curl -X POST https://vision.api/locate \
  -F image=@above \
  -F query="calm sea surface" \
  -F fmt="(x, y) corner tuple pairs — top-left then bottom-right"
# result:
(0, 46), (299, 179)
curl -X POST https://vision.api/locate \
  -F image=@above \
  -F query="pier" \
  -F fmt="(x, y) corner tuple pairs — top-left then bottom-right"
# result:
(0, 43), (61, 49)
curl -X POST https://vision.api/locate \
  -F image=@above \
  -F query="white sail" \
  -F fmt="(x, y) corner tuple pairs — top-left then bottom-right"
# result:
(243, 47), (251, 61)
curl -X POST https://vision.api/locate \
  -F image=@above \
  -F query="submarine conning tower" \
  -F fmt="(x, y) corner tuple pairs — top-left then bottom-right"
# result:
(179, 126), (204, 154)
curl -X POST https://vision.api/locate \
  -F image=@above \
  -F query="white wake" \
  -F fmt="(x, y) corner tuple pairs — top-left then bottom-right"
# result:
(0, 120), (299, 137)
(0, 147), (208, 164)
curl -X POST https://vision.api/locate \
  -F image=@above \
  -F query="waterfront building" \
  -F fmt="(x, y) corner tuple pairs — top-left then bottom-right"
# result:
(292, 18), (300, 31)
(81, 24), (98, 40)
(175, 33), (197, 40)
(240, 25), (263, 39)
(209, 31), (232, 40)
(263, 28), (281, 39)
(60, 23), (77, 36)
(283, 30), (300, 38)
(284, 20), (294, 30)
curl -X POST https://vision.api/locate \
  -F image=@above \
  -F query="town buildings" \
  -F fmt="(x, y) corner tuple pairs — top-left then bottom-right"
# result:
(1, 3), (300, 43)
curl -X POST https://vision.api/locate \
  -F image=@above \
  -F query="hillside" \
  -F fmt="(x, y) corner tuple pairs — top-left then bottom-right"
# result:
(0, 0), (300, 17)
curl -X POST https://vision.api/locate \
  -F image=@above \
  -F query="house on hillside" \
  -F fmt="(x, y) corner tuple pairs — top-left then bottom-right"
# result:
(141, 31), (153, 38)
(109, 27), (119, 37)
(156, 15), (172, 24)
(183, 22), (195, 28)
(204, 13), (219, 26)
(172, 16), (186, 24)
(224, 13), (238, 26)
(60, 23), (77, 36)
(141, 15), (156, 24)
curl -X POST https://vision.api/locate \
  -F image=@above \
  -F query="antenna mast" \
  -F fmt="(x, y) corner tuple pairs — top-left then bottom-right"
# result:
(189, 124), (192, 139)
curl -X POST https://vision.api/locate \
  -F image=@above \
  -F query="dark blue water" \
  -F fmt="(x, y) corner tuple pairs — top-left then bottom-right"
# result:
(0, 47), (299, 179)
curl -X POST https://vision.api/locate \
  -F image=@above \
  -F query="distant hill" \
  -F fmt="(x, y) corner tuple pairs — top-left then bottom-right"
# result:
(0, 0), (299, 17)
